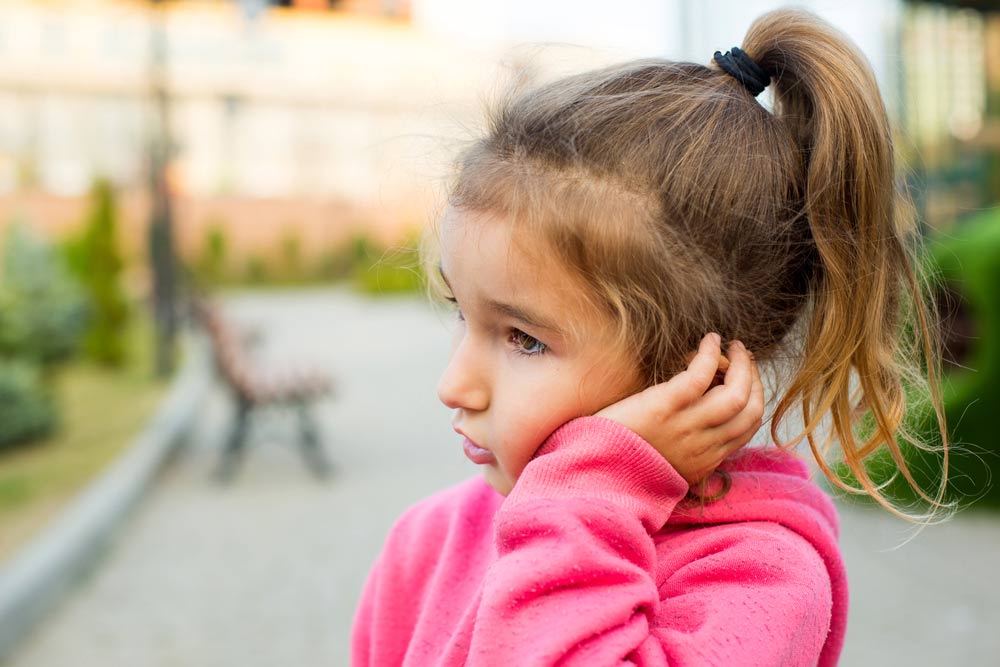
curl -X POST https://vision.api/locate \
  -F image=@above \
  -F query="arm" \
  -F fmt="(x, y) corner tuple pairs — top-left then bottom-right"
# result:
(466, 416), (831, 666)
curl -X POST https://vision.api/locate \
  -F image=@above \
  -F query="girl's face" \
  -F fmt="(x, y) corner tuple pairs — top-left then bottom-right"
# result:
(437, 206), (643, 497)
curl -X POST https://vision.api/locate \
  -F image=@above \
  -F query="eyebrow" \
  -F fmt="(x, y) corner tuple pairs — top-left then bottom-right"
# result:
(438, 263), (564, 335)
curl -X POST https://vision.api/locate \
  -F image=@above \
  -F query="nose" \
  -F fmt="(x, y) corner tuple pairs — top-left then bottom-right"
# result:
(437, 330), (490, 412)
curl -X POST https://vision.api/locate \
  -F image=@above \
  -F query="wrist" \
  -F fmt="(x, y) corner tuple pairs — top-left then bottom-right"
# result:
(506, 415), (689, 533)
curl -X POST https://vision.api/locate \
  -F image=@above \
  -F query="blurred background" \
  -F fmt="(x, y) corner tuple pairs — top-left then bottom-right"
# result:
(0, 0), (998, 665)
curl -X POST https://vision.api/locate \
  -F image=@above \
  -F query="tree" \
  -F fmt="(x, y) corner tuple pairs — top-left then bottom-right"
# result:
(67, 178), (130, 367)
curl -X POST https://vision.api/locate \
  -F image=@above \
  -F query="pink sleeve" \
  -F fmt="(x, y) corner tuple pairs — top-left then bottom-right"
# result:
(465, 415), (831, 666)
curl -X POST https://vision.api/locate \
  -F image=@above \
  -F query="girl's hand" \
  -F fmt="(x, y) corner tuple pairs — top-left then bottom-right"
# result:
(594, 333), (764, 487)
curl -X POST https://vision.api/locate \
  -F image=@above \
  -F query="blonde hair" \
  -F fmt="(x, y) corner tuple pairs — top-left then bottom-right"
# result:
(423, 8), (957, 522)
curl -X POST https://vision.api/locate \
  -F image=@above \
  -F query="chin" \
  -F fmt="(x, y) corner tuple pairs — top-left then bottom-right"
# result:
(484, 469), (513, 497)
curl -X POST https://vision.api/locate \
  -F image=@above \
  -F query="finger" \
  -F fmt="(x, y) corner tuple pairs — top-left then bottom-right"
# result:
(660, 333), (723, 409)
(684, 351), (730, 395)
(703, 401), (762, 451)
(724, 418), (760, 453)
(721, 340), (754, 398)
(750, 355), (764, 421)
(683, 350), (730, 393)
(708, 354), (765, 448)
(683, 349), (730, 374)
(696, 340), (754, 426)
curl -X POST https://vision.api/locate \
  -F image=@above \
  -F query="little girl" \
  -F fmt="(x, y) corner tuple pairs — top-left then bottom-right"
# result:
(352, 7), (954, 666)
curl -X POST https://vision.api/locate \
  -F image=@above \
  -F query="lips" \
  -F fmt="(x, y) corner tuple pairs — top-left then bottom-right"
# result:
(462, 438), (495, 464)
(454, 426), (496, 465)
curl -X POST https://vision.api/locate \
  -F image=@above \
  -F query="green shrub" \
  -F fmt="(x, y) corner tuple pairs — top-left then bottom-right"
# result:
(316, 232), (372, 282)
(280, 228), (303, 281)
(183, 226), (428, 290)
(0, 222), (87, 365)
(66, 178), (130, 367)
(317, 247), (353, 281)
(351, 230), (425, 296)
(0, 358), (57, 449)
(338, 232), (372, 282)
(195, 222), (229, 286)
(245, 255), (270, 284)
(836, 210), (1000, 510)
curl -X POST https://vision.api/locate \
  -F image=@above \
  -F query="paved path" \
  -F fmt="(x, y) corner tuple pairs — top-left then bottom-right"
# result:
(7, 288), (999, 666)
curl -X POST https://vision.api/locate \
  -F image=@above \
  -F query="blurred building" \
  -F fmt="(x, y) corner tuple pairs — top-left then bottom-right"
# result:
(0, 0), (990, 265)
(897, 2), (991, 230)
(0, 0), (503, 261)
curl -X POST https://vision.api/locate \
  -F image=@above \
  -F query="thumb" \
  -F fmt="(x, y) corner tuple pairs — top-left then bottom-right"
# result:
(662, 333), (726, 408)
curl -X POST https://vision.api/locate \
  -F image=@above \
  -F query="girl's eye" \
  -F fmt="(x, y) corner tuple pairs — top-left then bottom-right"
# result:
(445, 296), (464, 321)
(510, 329), (547, 357)
(445, 296), (545, 356)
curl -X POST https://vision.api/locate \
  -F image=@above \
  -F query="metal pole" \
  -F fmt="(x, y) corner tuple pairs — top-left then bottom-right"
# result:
(148, 0), (177, 377)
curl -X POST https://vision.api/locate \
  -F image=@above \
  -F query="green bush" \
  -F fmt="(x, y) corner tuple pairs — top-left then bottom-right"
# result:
(182, 225), (428, 292)
(315, 232), (374, 282)
(351, 230), (425, 295)
(280, 228), (303, 281)
(836, 210), (1000, 510)
(195, 223), (229, 286)
(0, 222), (87, 365)
(66, 178), (130, 367)
(0, 358), (57, 449)
(245, 255), (270, 284)
(317, 238), (357, 281)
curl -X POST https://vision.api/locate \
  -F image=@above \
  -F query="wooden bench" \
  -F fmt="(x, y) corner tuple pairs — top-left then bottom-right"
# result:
(193, 299), (334, 481)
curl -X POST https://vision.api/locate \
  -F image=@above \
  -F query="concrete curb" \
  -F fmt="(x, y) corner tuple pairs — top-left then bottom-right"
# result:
(0, 333), (212, 662)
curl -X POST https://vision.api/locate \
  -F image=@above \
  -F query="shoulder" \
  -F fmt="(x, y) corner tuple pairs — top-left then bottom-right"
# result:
(660, 520), (830, 590)
(353, 477), (501, 661)
(655, 521), (833, 663)
(394, 474), (501, 528)
(381, 475), (501, 561)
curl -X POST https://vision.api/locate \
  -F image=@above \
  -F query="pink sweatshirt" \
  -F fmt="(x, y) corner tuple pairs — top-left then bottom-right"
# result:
(351, 416), (847, 666)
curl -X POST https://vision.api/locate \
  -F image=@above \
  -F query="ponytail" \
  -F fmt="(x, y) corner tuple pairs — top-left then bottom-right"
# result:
(741, 9), (955, 522)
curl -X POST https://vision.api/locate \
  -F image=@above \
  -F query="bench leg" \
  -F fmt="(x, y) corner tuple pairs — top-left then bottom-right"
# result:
(216, 400), (251, 482)
(297, 403), (332, 479)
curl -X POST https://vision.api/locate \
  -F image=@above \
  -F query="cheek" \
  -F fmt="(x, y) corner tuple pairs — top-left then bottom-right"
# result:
(578, 355), (644, 410)
(502, 378), (587, 453)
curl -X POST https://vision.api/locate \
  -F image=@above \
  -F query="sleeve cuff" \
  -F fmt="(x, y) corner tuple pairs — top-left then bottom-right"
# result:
(503, 415), (690, 533)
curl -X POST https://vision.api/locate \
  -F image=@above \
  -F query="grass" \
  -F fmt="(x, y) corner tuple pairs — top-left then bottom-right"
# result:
(0, 313), (168, 561)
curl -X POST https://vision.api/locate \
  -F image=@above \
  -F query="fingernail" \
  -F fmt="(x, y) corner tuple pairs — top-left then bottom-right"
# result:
(711, 332), (721, 345)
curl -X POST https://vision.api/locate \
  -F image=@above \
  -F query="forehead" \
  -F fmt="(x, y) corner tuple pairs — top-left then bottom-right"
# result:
(440, 207), (541, 283)
(438, 207), (603, 339)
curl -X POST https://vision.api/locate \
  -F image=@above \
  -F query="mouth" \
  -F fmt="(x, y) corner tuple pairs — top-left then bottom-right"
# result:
(462, 438), (496, 465)
(454, 426), (496, 465)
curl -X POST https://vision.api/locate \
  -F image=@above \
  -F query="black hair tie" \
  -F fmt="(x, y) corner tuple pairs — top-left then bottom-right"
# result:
(713, 47), (770, 97)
